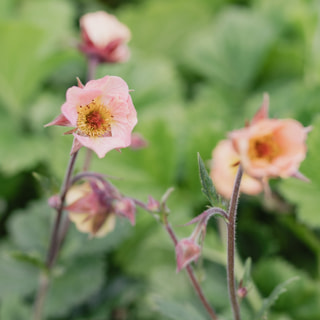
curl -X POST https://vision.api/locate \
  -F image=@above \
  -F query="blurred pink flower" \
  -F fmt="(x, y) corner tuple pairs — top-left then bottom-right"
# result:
(229, 98), (309, 179)
(210, 140), (263, 199)
(175, 238), (201, 272)
(46, 76), (137, 158)
(79, 11), (131, 63)
(65, 180), (135, 237)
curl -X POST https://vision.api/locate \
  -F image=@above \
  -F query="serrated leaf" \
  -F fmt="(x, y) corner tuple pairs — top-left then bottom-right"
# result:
(198, 152), (221, 207)
(241, 257), (252, 289)
(255, 277), (299, 320)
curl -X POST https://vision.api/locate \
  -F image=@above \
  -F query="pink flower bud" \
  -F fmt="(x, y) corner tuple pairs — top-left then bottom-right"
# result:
(79, 11), (131, 63)
(48, 194), (61, 210)
(129, 132), (148, 150)
(175, 238), (201, 272)
(146, 196), (160, 212)
(237, 286), (248, 298)
(114, 197), (136, 225)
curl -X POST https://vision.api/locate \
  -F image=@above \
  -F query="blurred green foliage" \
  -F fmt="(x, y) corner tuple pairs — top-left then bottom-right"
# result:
(0, 0), (320, 319)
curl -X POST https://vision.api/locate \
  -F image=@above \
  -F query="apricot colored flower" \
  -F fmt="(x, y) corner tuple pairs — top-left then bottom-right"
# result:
(210, 140), (263, 199)
(46, 76), (137, 158)
(229, 94), (309, 179)
(65, 180), (135, 237)
(175, 238), (201, 272)
(79, 11), (131, 63)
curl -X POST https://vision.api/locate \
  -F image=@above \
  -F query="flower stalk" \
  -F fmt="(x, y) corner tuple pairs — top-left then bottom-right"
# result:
(33, 151), (79, 320)
(227, 165), (243, 320)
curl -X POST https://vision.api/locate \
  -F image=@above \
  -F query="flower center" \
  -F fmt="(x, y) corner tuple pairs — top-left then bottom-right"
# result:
(76, 99), (113, 137)
(248, 134), (280, 162)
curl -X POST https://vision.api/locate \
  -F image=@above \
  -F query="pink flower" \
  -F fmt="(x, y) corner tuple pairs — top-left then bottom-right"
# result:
(175, 238), (201, 272)
(229, 94), (309, 179)
(45, 76), (137, 158)
(65, 180), (136, 237)
(79, 11), (131, 63)
(210, 140), (263, 199)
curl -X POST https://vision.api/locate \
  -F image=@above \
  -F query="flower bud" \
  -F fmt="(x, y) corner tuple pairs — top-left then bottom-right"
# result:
(175, 238), (201, 272)
(48, 194), (61, 210)
(114, 197), (136, 226)
(79, 11), (131, 63)
(237, 286), (248, 299)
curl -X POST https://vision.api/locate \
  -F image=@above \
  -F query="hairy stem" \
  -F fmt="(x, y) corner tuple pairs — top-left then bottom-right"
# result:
(227, 165), (243, 320)
(33, 151), (79, 320)
(164, 221), (218, 320)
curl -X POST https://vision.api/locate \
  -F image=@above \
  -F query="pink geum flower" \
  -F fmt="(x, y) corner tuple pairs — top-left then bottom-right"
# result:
(210, 140), (263, 199)
(65, 180), (136, 237)
(79, 11), (131, 63)
(45, 76), (137, 158)
(229, 94), (310, 179)
(175, 238), (201, 273)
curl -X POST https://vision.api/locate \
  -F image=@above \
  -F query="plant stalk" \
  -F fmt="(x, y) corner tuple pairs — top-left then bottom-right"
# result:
(165, 221), (218, 320)
(227, 165), (243, 320)
(33, 151), (79, 320)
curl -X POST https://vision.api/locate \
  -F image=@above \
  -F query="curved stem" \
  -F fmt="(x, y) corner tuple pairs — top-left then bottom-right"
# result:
(46, 151), (79, 268)
(227, 165), (243, 320)
(33, 151), (79, 320)
(164, 221), (218, 320)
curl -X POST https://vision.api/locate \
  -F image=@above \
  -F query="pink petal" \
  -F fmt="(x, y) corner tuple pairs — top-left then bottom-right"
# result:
(44, 113), (73, 127)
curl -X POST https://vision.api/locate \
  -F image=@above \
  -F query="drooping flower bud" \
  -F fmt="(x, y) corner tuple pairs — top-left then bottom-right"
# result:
(175, 238), (201, 273)
(79, 11), (131, 63)
(65, 179), (135, 237)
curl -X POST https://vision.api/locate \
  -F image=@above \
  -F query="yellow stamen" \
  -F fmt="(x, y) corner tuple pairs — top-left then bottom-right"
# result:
(248, 134), (280, 162)
(76, 98), (113, 137)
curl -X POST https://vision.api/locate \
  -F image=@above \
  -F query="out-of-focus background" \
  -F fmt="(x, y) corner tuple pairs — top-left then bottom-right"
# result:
(0, 0), (320, 319)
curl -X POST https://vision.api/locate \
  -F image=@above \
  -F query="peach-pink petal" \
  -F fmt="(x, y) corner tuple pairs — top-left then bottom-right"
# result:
(210, 140), (263, 199)
(230, 119), (308, 178)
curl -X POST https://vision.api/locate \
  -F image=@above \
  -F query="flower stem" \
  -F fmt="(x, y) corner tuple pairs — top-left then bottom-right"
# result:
(227, 165), (243, 320)
(164, 220), (218, 320)
(33, 151), (79, 320)
(46, 151), (79, 268)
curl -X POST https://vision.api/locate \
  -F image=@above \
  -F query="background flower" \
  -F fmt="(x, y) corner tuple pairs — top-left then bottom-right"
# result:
(210, 140), (263, 199)
(79, 11), (131, 63)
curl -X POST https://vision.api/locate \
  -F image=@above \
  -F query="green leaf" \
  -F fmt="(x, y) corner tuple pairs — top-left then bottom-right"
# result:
(44, 255), (105, 317)
(154, 297), (206, 320)
(198, 152), (224, 208)
(241, 257), (252, 289)
(10, 251), (46, 271)
(0, 246), (38, 299)
(255, 277), (299, 320)
(0, 297), (32, 320)
(183, 8), (277, 89)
